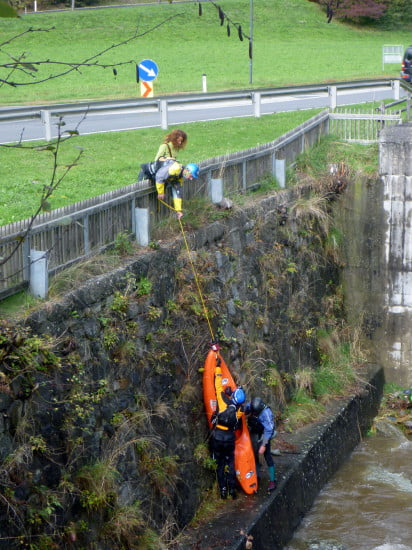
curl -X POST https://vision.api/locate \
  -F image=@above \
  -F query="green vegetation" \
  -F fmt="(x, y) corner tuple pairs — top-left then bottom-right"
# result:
(291, 133), (379, 183)
(281, 322), (366, 431)
(1, 109), (320, 225)
(1, 0), (411, 105)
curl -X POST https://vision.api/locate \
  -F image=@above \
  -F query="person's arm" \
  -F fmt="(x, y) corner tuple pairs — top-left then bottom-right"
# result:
(258, 408), (275, 453)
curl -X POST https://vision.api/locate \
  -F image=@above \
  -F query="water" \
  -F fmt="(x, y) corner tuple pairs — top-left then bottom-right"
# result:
(284, 422), (412, 550)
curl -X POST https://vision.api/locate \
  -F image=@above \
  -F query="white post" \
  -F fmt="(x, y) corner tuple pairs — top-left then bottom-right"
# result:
(30, 250), (48, 299)
(210, 178), (223, 204)
(40, 110), (52, 142)
(135, 208), (149, 246)
(392, 79), (400, 101)
(33, 0), (37, 11)
(202, 74), (207, 93)
(159, 100), (168, 130)
(252, 92), (261, 118)
(275, 159), (286, 188)
(328, 86), (337, 110)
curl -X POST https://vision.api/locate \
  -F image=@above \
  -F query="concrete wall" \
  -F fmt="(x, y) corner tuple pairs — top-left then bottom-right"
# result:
(378, 123), (412, 386)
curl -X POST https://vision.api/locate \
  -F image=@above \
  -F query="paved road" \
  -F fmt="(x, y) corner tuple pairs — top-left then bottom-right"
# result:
(1, 85), (398, 143)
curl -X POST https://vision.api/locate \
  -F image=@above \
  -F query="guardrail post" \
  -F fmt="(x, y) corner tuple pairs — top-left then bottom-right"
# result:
(328, 86), (337, 110)
(30, 250), (48, 299)
(40, 110), (52, 142)
(252, 92), (261, 118)
(134, 208), (149, 246)
(392, 80), (400, 100)
(159, 100), (168, 130)
(275, 158), (286, 188)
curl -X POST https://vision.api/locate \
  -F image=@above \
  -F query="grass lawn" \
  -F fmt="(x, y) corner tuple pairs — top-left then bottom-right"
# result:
(0, 0), (410, 105)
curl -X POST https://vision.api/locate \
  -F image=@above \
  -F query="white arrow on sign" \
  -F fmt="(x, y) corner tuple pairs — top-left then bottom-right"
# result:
(139, 63), (156, 79)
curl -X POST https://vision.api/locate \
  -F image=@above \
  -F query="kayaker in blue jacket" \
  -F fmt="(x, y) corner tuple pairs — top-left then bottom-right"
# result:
(245, 396), (277, 492)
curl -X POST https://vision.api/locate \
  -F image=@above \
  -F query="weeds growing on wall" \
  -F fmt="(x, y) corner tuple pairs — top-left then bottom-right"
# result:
(292, 135), (379, 181)
(282, 321), (368, 431)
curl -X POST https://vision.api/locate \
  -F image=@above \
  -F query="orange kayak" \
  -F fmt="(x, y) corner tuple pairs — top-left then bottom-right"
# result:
(203, 348), (258, 494)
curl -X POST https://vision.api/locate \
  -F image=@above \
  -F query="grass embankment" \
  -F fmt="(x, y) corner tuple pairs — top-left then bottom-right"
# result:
(1, 0), (409, 224)
(1, 0), (410, 106)
(1, 109), (322, 225)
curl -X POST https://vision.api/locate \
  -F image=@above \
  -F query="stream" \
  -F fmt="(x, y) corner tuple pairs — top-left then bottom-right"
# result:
(284, 420), (412, 550)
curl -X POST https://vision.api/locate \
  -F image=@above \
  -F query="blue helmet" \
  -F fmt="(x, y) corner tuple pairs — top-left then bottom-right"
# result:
(232, 387), (246, 406)
(185, 162), (199, 179)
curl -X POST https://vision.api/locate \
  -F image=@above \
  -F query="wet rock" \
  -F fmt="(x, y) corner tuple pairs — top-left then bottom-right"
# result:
(217, 197), (233, 209)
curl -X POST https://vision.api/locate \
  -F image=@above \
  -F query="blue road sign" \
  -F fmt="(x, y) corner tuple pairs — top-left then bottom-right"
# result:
(138, 59), (159, 82)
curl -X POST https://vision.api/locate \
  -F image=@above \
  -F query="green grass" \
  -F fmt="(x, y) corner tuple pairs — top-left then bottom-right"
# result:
(0, 109), (320, 225)
(1, 0), (411, 105)
(0, 0), (405, 225)
(293, 133), (379, 179)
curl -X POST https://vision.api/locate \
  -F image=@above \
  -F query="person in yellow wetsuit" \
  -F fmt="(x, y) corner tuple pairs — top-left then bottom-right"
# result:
(210, 359), (246, 500)
(155, 160), (199, 219)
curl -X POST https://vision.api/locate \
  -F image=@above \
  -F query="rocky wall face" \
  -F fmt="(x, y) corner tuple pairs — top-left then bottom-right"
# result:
(0, 184), (346, 549)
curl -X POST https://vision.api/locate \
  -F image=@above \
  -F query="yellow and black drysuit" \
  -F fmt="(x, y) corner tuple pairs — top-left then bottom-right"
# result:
(210, 364), (243, 499)
(155, 159), (185, 215)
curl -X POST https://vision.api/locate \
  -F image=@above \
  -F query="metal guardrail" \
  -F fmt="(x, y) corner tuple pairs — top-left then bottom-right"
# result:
(0, 79), (395, 123)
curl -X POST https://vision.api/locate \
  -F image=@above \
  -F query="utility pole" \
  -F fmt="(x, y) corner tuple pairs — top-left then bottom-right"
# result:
(249, 0), (253, 84)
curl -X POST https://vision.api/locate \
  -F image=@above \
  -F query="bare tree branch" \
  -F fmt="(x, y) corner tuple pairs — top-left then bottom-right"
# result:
(0, 12), (184, 273)
(0, 14), (182, 87)
(0, 113), (86, 268)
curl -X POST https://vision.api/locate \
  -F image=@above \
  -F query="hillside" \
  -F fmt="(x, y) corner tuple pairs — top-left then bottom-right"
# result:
(0, 0), (410, 105)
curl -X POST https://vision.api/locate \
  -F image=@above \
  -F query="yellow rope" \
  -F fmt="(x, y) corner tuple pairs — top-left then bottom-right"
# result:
(158, 198), (215, 341)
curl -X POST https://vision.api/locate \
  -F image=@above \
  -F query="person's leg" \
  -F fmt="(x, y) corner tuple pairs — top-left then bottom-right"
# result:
(250, 432), (261, 479)
(225, 440), (237, 499)
(264, 440), (277, 491)
(212, 438), (228, 498)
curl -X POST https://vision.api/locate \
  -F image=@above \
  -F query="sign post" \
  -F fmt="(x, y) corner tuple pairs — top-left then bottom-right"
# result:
(137, 59), (159, 97)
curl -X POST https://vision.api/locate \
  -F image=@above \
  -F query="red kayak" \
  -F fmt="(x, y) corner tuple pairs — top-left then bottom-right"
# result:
(203, 348), (258, 494)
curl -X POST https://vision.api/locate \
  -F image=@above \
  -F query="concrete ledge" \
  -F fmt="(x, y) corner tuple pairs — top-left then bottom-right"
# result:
(176, 365), (384, 550)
